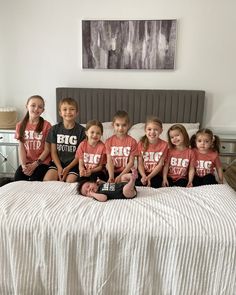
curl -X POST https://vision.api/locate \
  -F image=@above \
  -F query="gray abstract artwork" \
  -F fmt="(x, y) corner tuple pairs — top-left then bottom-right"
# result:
(82, 20), (177, 70)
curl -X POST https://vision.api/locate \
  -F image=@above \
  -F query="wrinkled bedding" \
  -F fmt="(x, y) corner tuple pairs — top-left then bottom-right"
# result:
(0, 181), (236, 294)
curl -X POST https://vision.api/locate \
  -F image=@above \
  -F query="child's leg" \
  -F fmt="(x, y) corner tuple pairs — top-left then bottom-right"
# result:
(43, 168), (59, 181)
(122, 168), (138, 198)
(202, 174), (218, 185)
(66, 173), (78, 183)
(173, 178), (188, 187)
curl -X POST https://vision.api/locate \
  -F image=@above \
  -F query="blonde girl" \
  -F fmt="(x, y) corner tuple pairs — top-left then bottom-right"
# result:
(137, 116), (168, 188)
(163, 124), (195, 187)
(76, 120), (107, 182)
(105, 110), (138, 183)
(14, 95), (51, 181)
(190, 128), (223, 185)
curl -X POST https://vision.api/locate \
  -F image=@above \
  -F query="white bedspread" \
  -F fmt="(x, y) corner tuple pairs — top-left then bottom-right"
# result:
(0, 181), (236, 295)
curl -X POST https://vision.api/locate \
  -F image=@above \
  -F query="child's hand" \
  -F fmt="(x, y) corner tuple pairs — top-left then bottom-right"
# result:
(22, 164), (32, 176)
(162, 179), (169, 187)
(96, 177), (105, 186)
(141, 176), (147, 185)
(80, 168), (86, 177)
(61, 167), (70, 181)
(187, 182), (193, 188)
(115, 175), (122, 183)
(25, 163), (36, 176)
(85, 168), (92, 177)
(108, 177), (115, 183)
(56, 166), (63, 181)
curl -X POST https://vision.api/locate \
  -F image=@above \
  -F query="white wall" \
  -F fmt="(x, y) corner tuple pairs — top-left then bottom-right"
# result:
(1, 0), (236, 133)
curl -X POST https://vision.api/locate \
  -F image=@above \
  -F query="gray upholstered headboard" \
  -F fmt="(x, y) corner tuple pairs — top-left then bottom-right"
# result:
(56, 88), (205, 125)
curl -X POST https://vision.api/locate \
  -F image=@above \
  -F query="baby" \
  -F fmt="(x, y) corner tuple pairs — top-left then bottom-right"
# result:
(78, 168), (138, 202)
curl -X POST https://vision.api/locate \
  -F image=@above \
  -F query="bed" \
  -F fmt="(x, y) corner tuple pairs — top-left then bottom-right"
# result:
(1, 88), (236, 294)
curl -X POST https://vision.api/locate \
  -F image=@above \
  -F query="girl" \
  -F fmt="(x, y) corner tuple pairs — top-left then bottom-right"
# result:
(105, 110), (138, 183)
(76, 120), (107, 182)
(44, 97), (85, 182)
(190, 128), (223, 186)
(163, 124), (195, 187)
(137, 116), (168, 188)
(14, 95), (51, 181)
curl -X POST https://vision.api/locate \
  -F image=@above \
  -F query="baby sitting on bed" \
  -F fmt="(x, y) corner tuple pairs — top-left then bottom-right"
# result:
(77, 168), (138, 202)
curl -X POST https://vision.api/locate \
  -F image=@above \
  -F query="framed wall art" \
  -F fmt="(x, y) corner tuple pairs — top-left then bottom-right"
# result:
(82, 19), (177, 70)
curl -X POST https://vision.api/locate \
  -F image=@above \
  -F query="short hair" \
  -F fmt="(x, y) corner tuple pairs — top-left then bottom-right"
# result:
(58, 97), (78, 112)
(77, 179), (95, 195)
(112, 110), (130, 124)
(167, 124), (190, 148)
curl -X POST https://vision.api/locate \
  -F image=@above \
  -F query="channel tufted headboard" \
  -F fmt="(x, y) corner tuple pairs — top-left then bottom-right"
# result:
(56, 88), (205, 125)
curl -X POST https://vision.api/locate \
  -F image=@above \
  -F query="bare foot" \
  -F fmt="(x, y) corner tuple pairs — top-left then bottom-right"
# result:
(131, 168), (138, 180)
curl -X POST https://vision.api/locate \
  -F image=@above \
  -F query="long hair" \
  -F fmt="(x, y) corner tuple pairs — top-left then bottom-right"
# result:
(19, 95), (45, 142)
(190, 128), (220, 153)
(167, 124), (190, 149)
(140, 116), (163, 151)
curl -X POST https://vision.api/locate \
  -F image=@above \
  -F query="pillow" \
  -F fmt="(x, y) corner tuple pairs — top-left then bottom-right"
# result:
(82, 122), (200, 143)
(129, 123), (200, 142)
(101, 122), (114, 142)
(81, 122), (114, 142)
(161, 123), (200, 141)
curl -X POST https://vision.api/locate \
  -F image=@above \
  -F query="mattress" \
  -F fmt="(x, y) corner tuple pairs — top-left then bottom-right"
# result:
(0, 181), (236, 294)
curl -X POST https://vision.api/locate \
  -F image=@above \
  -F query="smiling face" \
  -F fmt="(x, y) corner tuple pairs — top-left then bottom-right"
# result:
(145, 122), (162, 144)
(113, 117), (129, 138)
(80, 181), (98, 197)
(169, 129), (185, 148)
(195, 133), (212, 154)
(26, 97), (44, 121)
(86, 125), (102, 146)
(59, 102), (78, 123)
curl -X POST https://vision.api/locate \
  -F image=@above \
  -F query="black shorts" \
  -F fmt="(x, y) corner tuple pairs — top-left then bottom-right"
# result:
(48, 161), (79, 176)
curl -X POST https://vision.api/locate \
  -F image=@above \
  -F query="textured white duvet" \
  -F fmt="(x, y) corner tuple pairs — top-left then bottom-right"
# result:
(0, 181), (236, 295)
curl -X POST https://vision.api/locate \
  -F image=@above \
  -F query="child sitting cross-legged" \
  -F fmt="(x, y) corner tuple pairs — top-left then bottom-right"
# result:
(77, 168), (138, 202)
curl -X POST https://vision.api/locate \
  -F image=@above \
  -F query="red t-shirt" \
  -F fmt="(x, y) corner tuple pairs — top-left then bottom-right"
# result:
(166, 148), (195, 181)
(15, 120), (51, 164)
(76, 140), (106, 170)
(105, 135), (138, 173)
(193, 148), (222, 177)
(138, 139), (168, 173)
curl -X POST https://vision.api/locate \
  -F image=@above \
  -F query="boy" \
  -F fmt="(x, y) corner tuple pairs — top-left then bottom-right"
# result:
(78, 168), (138, 202)
(44, 97), (85, 182)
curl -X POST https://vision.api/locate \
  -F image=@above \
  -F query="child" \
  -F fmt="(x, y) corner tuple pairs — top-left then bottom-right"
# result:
(76, 120), (107, 182)
(162, 124), (195, 187)
(105, 110), (138, 183)
(190, 128), (223, 186)
(137, 116), (168, 188)
(78, 168), (138, 202)
(14, 95), (51, 181)
(44, 97), (85, 182)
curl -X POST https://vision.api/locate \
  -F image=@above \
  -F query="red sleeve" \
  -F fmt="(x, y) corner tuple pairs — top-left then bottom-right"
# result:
(76, 141), (85, 159)
(215, 153), (222, 168)
(130, 137), (138, 156)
